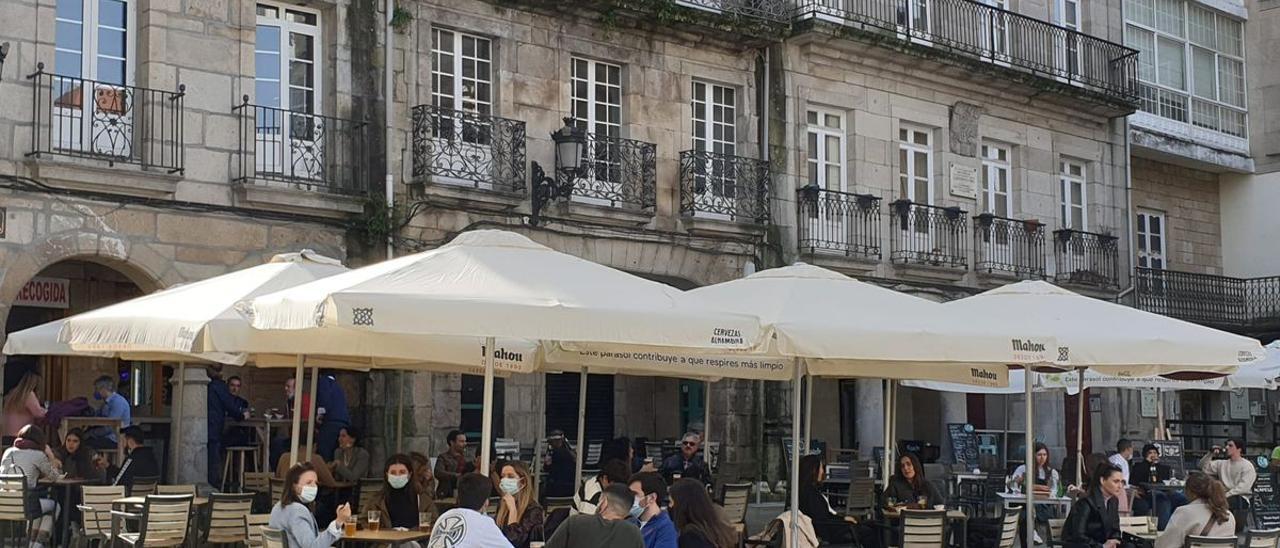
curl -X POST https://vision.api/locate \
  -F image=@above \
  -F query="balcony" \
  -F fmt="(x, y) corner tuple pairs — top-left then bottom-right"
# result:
(233, 98), (369, 196)
(796, 187), (882, 261)
(556, 133), (656, 213)
(1134, 268), (1280, 335)
(793, 0), (1139, 107)
(26, 64), (185, 177)
(487, 0), (790, 41)
(679, 150), (770, 226)
(889, 200), (967, 270)
(1052, 229), (1119, 289)
(973, 214), (1046, 279)
(411, 105), (527, 196)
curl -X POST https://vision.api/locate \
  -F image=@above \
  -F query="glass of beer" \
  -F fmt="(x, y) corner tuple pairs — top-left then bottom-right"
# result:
(343, 516), (357, 537)
(368, 511), (380, 532)
(419, 512), (431, 532)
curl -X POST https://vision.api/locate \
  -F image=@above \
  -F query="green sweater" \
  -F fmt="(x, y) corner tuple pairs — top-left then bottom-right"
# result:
(545, 514), (644, 548)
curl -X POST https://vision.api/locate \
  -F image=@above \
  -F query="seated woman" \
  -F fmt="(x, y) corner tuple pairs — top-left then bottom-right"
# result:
(883, 453), (944, 509)
(796, 454), (858, 544)
(328, 427), (371, 483)
(668, 478), (740, 548)
(269, 462), (352, 548)
(408, 452), (435, 516)
(371, 454), (422, 548)
(1061, 462), (1124, 548)
(1013, 443), (1062, 496)
(0, 424), (65, 547)
(1154, 472), (1234, 548)
(55, 428), (100, 480)
(496, 462), (546, 548)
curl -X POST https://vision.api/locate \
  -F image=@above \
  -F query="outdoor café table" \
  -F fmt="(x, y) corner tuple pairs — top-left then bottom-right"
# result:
(997, 492), (1074, 511)
(341, 529), (432, 545)
(60, 417), (124, 463)
(881, 507), (968, 547)
(39, 476), (98, 548)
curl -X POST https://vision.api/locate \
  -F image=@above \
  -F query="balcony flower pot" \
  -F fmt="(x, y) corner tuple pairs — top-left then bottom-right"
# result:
(1022, 219), (1042, 233)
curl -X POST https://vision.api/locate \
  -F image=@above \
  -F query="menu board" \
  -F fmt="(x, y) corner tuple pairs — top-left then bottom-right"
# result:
(947, 423), (980, 468)
(1151, 440), (1186, 479)
(1254, 472), (1276, 509)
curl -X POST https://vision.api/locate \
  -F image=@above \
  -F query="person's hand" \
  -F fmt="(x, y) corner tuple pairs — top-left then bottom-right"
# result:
(502, 494), (517, 519)
(335, 502), (352, 527)
(1212, 446), (1222, 456)
(640, 462), (658, 473)
(243, 410), (251, 420)
(1104, 540), (1120, 548)
(843, 516), (858, 524)
(91, 455), (107, 471)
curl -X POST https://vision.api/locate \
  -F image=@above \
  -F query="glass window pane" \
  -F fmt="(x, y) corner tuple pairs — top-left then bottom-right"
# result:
(899, 148), (908, 175)
(288, 61), (313, 88)
(1157, 36), (1185, 89)
(826, 165), (840, 190)
(1126, 0), (1153, 26)
(1192, 47), (1216, 99)
(808, 132), (818, 160)
(1188, 6), (1215, 48)
(286, 10), (316, 25)
(807, 111), (818, 124)
(825, 134), (839, 164)
(55, 50), (83, 78)
(255, 79), (280, 107)
(825, 114), (840, 128)
(257, 25), (281, 52)
(256, 52), (280, 80)
(99, 0), (126, 28)
(899, 128), (908, 141)
(1218, 18), (1242, 57)
(1218, 57), (1244, 107)
(914, 130), (928, 145)
(914, 151), (927, 177)
(290, 33), (314, 61)
(56, 21), (83, 52)
(289, 87), (314, 113)
(98, 28), (126, 58)
(1126, 25), (1156, 83)
(96, 58), (125, 85)
(1154, 0), (1183, 37)
(57, 0), (84, 21)
(256, 4), (278, 18)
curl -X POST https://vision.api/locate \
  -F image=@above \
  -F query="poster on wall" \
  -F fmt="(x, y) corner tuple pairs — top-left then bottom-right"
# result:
(1140, 389), (1158, 418)
(949, 163), (978, 199)
(1230, 389), (1249, 420)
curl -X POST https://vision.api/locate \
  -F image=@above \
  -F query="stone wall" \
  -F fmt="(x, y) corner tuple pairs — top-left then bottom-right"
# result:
(1131, 156), (1224, 274)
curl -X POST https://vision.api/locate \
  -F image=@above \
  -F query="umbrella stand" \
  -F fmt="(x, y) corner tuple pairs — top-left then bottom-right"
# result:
(306, 366), (320, 462)
(1025, 369), (1036, 548)
(803, 375), (813, 455)
(533, 372), (547, 486)
(396, 370), (404, 454)
(882, 380), (897, 482)
(288, 355), (306, 467)
(574, 366), (589, 486)
(705, 380), (712, 457)
(1076, 369), (1085, 486)
(789, 358), (802, 548)
(480, 336), (496, 476)
(171, 361), (185, 483)
(1155, 389), (1166, 441)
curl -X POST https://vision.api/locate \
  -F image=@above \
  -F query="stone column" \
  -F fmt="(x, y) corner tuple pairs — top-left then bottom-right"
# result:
(938, 392), (968, 464)
(855, 379), (885, 456)
(173, 366), (210, 486)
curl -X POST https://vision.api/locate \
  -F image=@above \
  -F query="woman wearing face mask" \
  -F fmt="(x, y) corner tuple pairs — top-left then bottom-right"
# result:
(497, 462), (545, 548)
(371, 454), (422, 547)
(269, 462), (352, 548)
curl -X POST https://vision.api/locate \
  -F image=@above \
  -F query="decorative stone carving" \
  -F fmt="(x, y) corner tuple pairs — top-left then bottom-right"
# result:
(949, 102), (984, 157)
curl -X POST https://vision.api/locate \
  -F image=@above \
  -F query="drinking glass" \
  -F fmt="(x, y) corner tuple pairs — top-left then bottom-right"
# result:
(419, 512), (431, 532)
(368, 511), (380, 531)
(343, 516), (357, 536)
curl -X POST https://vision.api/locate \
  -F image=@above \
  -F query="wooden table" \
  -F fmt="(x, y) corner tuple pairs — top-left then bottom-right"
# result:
(997, 492), (1074, 510)
(40, 477), (99, 548)
(61, 417), (125, 463)
(341, 529), (432, 544)
(238, 417), (293, 473)
(112, 495), (209, 507)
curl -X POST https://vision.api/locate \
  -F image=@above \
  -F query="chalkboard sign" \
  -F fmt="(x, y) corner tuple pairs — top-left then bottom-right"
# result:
(947, 423), (980, 468)
(1253, 472), (1276, 509)
(1255, 509), (1280, 530)
(1151, 440), (1186, 479)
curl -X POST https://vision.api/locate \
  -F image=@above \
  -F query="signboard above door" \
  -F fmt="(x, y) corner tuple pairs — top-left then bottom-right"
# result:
(14, 277), (70, 309)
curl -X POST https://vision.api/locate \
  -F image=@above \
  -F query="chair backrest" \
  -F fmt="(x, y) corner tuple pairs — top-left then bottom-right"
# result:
(243, 472), (272, 494)
(80, 484), (127, 536)
(358, 478), (384, 513)
(131, 475), (160, 497)
(1119, 515), (1153, 534)
(156, 484), (196, 495)
(900, 509), (947, 547)
(585, 441), (603, 465)
(644, 442), (665, 461)
(269, 477), (286, 504)
(0, 474), (27, 523)
(262, 527), (288, 548)
(845, 478), (876, 519)
(206, 493), (255, 543)
(544, 496), (576, 513)
(484, 497), (499, 517)
(1245, 529), (1280, 548)
(138, 494), (194, 545)
(245, 513), (272, 547)
(998, 505), (1022, 548)
(1184, 536), (1243, 548)
(1048, 518), (1067, 543)
(719, 482), (752, 524)
(494, 439), (520, 461)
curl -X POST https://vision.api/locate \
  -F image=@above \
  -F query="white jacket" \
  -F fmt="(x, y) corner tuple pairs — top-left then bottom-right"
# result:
(1154, 500), (1236, 548)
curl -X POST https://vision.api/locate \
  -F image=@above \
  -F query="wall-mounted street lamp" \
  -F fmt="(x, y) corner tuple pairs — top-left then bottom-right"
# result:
(530, 118), (587, 226)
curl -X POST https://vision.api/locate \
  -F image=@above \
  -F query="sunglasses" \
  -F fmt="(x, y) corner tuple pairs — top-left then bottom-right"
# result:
(682, 441), (697, 447)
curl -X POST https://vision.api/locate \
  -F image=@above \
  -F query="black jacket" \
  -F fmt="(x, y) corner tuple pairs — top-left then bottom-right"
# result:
(883, 476), (944, 508)
(1061, 490), (1121, 548)
(798, 483), (853, 544)
(1131, 461), (1172, 493)
(110, 446), (160, 493)
(677, 529), (717, 548)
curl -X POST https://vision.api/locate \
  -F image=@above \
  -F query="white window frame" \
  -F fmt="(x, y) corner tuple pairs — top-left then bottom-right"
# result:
(1124, 0), (1248, 139)
(1053, 0), (1083, 82)
(980, 0), (1011, 64)
(431, 28), (493, 117)
(1059, 159), (1088, 231)
(571, 57), (622, 140)
(255, 2), (321, 116)
(427, 28), (496, 188)
(898, 125), (933, 205)
(692, 81), (738, 217)
(1136, 210), (1167, 270)
(806, 109), (846, 193)
(54, 0), (136, 85)
(980, 142), (1012, 217)
(53, 0), (137, 156)
(569, 57), (623, 201)
(254, 2), (323, 179)
(898, 0), (933, 44)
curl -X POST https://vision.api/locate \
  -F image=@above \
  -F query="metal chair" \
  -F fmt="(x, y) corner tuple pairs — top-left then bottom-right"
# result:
(894, 509), (947, 548)
(269, 477), (286, 505)
(261, 526), (288, 548)
(1184, 536), (1243, 548)
(244, 513), (272, 547)
(155, 484), (196, 496)
(129, 475), (160, 497)
(544, 496), (575, 513)
(719, 482), (752, 527)
(357, 478), (383, 513)
(204, 492), (255, 545)
(1244, 529), (1280, 548)
(0, 474), (37, 546)
(1119, 515), (1153, 536)
(110, 494), (194, 547)
(1046, 518), (1068, 547)
(77, 484), (126, 547)
(843, 477), (877, 521)
(997, 504), (1022, 548)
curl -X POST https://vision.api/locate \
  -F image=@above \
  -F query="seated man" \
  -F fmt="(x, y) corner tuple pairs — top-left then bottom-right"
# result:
(85, 375), (132, 450)
(1132, 444), (1188, 530)
(545, 483), (644, 548)
(428, 473), (514, 547)
(659, 432), (711, 486)
(108, 426), (159, 494)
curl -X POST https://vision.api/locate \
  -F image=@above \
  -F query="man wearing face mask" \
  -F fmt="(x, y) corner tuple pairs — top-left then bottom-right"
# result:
(544, 483), (644, 548)
(627, 472), (677, 548)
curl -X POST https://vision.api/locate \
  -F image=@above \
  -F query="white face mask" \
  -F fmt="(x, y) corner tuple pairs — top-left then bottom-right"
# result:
(299, 484), (319, 503)
(388, 474), (410, 489)
(499, 477), (521, 495)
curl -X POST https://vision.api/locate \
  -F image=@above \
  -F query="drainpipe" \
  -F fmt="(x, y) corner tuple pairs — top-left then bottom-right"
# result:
(385, 0), (396, 261)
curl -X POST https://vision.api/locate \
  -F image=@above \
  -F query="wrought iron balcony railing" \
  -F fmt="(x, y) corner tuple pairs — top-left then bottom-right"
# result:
(679, 150), (770, 224)
(555, 133), (656, 211)
(1052, 228), (1119, 288)
(973, 214), (1046, 278)
(233, 97), (370, 195)
(794, 0), (1139, 102)
(796, 187), (881, 260)
(889, 200), (967, 269)
(411, 105), (527, 194)
(27, 64), (185, 173)
(1134, 268), (1280, 331)
(676, 0), (792, 22)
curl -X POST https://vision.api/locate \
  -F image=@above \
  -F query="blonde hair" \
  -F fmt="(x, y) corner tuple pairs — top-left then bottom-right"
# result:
(3, 372), (40, 415)
(496, 461), (538, 525)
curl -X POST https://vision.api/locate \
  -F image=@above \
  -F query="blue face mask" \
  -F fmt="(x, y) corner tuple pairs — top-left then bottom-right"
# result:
(93, 391), (103, 401)
(629, 497), (645, 519)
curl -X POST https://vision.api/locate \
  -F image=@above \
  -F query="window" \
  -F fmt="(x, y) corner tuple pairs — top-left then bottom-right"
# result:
(898, 126), (932, 203)
(571, 58), (622, 185)
(806, 109), (845, 192)
(1054, 0), (1082, 76)
(1059, 160), (1087, 230)
(255, 4), (320, 117)
(981, 143), (1011, 217)
(432, 29), (492, 117)
(1125, 0), (1247, 137)
(692, 82), (737, 200)
(1136, 210), (1166, 269)
(55, 0), (132, 85)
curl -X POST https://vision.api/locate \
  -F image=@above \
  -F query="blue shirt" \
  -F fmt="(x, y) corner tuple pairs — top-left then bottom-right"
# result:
(98, 392), (132, 441)
(315, 375), (350, 425)
(207, 378), (246, 434)
(631, 509), (678, 548)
